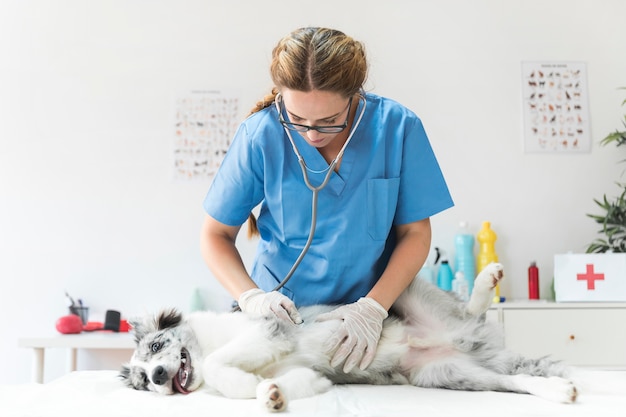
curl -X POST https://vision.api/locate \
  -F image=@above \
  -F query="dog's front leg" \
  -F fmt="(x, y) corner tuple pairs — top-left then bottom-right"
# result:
(202, 357), (261, 399)
(256, 368), (332, 412)
(201, 339), (264, 399)
(202, 329), (295, 399)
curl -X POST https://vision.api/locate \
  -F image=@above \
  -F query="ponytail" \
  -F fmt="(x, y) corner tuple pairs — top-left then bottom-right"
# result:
(245, 88), (279, 238)
(248, 87), (279, 117)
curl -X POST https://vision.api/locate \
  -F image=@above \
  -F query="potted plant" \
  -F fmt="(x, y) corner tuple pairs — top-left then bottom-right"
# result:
(586, 87), (626, 253)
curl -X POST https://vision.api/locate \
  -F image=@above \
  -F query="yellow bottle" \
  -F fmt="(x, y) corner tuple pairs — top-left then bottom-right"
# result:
(476, 221), (500, 302)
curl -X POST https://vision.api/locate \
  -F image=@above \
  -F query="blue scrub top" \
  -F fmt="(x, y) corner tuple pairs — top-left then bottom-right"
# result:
(203, 92), (453, 307)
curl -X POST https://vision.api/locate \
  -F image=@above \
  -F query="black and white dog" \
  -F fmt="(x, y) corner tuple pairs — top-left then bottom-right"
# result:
(121, 263), (577, 412)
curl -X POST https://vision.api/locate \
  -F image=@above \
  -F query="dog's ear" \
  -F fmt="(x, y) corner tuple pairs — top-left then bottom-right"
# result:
(156, 308), (183, 330)
(119, 363), (149, 391)
(128, 315), (156, 344)
(120, 364), (131, 381)
(129, 308), (183, 344)
(128, 311), (162, 344)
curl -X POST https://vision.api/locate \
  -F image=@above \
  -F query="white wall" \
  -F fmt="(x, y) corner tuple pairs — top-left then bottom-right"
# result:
(1, 0), (625, 384)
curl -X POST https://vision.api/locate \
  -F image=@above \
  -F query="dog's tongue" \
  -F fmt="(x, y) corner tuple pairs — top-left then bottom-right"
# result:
(173, 369), (191, 395)
(173, 348), (192, 395)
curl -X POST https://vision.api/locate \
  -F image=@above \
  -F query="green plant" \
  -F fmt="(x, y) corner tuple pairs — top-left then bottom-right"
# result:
(586, 87), (626, 253)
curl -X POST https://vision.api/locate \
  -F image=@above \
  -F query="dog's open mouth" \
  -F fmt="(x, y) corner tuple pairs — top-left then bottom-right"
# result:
(173, 348), (192, 394)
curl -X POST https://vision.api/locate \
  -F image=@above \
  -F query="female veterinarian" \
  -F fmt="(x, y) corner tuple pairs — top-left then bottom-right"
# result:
(201, 27), (453, 374)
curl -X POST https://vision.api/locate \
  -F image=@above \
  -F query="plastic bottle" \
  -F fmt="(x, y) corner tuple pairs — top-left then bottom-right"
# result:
(454, 221), (476, 295)
(190, 287), (205, 312)
(452, 271), (469, 301)
(528, 262), (540, 300)
(418, 261), (436, 285)
(476, 221), (500, 301)
(437, 258), (454, 291)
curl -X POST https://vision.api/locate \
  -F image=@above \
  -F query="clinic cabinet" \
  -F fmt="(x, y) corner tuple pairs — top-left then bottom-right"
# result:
(486, 302), (626, 368)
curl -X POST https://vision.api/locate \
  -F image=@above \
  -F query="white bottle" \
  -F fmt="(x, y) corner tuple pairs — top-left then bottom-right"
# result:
(452, 271), (469, 302)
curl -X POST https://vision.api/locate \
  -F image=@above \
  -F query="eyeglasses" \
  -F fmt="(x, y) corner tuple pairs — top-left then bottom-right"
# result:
(277, 95), (352, 134)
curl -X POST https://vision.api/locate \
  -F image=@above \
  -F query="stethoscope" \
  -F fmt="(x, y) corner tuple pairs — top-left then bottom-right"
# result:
(269, 91), (367, 292)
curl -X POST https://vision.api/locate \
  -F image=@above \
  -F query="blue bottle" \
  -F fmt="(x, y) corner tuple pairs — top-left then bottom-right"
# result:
(418, 262), (436, 285)
(437, 258), (454, 291)
(454, 221), (476, 295)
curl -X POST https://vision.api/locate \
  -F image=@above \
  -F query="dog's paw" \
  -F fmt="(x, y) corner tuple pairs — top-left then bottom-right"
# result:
(257, 380), (287, 413)
(562, 381), (578, 403)
(532, 377), (578, 404)
(466, 263), (504, 316)
(474, 263), (504, 291)
(548, 377), (578, 404)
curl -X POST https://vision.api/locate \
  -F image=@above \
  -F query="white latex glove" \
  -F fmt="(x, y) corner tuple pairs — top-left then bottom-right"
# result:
(315, 297), (388, 372)
(237, 288), (303, 324)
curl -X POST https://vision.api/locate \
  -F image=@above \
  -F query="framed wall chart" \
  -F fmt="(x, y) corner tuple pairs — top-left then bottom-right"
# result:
(521, 62), (591, 153)
(173, 90), (240, 181)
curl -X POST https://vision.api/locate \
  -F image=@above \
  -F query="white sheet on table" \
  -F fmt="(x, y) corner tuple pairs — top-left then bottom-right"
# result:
(0, 369), (624, 417)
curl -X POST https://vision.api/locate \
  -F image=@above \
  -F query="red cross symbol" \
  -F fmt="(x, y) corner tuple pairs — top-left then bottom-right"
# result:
(577, 264), (605, 290)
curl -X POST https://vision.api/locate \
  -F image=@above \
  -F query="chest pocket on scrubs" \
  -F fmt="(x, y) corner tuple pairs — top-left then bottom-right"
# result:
(367, 178), (400, 240)
(257, 265), (294, 299)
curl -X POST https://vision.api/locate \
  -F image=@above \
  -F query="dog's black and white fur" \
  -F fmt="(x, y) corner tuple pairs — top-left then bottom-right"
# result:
(121, 263), (577, 412)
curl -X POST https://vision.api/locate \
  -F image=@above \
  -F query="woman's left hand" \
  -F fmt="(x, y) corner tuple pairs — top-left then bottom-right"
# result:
(315, 297), (388, 372)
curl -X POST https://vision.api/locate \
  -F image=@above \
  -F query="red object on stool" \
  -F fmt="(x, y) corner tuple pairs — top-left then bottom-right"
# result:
(119, 319), (130, 332)
(56, 314), (84, 334)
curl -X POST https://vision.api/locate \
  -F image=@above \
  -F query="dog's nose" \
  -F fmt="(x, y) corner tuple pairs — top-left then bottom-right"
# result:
(152, 366), (169, 385)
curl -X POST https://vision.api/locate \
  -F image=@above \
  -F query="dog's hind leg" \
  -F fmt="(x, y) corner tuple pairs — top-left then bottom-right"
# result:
(466, 263), (504, 316)
(506, 374), (578, 403)
(411, 358), (577, 403)
(256, 368), (332, 412)
(505, 355), (569, 378)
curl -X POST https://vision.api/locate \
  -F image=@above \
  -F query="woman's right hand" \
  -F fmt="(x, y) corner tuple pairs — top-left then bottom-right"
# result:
(237, 289), (303, 324)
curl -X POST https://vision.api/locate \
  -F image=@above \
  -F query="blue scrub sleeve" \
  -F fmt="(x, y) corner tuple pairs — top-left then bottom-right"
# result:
(394, 116), (453, 225)
(202, 123), (264, 226)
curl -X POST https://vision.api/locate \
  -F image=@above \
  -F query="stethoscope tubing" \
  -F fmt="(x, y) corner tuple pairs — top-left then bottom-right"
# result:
(272, 93), (366, 289)
(233, 93), (366, 310)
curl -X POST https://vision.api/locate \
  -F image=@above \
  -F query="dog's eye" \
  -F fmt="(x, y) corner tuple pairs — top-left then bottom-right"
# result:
(151, 342), (163, 353)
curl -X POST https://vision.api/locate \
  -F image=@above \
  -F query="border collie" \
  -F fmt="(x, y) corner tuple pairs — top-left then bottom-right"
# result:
(121, 263), (577, 412)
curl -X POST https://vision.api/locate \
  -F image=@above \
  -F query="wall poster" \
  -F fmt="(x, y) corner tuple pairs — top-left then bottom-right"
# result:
(521, 62), (591, 153)
(173, 90), (240, 181)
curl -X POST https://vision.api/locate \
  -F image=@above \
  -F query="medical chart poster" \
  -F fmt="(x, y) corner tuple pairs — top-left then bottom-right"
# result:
(173, 90), (240, 181)
(521, 61), (591, 153)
